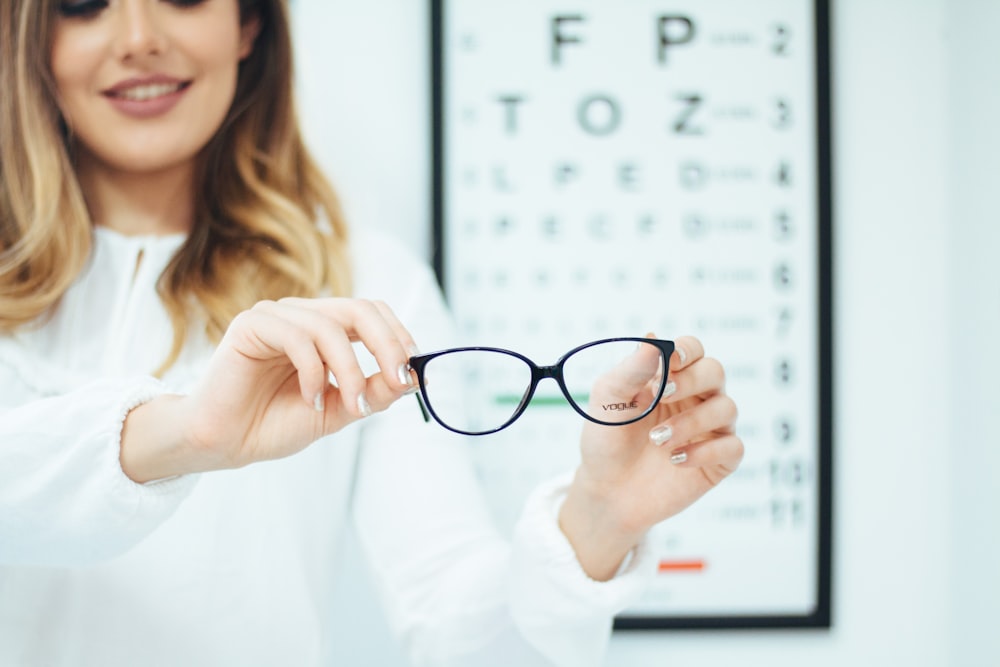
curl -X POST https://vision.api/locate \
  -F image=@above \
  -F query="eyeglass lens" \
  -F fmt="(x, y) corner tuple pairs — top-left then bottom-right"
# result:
(418, 339), (666, 434)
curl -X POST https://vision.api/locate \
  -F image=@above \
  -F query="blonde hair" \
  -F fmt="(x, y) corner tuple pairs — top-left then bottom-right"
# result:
(0, 0), (352, 374)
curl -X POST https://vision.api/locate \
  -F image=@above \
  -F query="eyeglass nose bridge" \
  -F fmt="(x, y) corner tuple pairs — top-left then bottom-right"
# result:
(516, 363), (569, 410)
(535, 363), (561, 381)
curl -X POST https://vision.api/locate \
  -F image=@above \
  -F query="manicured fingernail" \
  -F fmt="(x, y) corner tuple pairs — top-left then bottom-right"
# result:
(676, 347), (687, 365)
(661, 381), (677, 400)
(357, 393), (372, 418)
(397, 363), (413, 387)
(670, 450), (688, 465)
(314, 392), (325, 413)
(650, 425), (672, 446)
(327, 370), (339, 387)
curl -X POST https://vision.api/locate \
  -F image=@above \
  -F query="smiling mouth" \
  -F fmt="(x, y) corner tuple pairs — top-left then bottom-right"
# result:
(107, 81), (191, 102)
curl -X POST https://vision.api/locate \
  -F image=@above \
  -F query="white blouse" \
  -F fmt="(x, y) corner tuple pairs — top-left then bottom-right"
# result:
(0, 227), (653, 667)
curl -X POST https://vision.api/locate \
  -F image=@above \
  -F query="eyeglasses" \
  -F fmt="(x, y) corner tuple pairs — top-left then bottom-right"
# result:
(409, 337), (675, 435)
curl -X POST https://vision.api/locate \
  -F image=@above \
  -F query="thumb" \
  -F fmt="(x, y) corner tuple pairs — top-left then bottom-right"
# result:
(583, 338), (664, 421)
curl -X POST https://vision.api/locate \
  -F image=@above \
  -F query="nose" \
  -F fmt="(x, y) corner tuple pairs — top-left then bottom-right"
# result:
(112, 0), (168, 61)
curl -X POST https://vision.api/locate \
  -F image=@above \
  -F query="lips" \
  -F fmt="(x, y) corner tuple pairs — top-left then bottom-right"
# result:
(111, 81), (186, 101)
(102, 75), (192, 118)
(104, 76), (191, 99)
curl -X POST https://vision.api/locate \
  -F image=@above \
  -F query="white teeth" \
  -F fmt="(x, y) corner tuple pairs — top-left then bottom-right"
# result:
(117, 82), (183, 101)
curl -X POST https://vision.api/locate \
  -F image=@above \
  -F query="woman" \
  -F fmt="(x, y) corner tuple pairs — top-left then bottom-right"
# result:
(0, 1), (743, 665)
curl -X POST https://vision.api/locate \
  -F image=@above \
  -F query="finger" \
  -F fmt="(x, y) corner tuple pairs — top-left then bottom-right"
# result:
(659, 356), (726, 404)
(257, 300), (371, 416)
(588, 340), (664, 407)
(230, 306), (327, 408)
(370, 300), (421, 355)
(666, 434), (745, 474)
(360, 369), (410, 415)
(309, 298), (417, 393)
(670, 335), (705, 372)
(321, 370), (401, 427)
(648, 393), (738, 447)
(370, 299), (422, 391)
(279, 297), (417, 395)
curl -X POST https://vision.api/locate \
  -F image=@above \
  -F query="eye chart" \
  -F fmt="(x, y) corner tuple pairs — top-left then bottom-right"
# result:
(431, 0), (832, 628)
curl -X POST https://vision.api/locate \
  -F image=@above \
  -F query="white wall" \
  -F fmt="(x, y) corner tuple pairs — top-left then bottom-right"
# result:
(293, 1), (1000, 665)
(947, 0), (1000, 664)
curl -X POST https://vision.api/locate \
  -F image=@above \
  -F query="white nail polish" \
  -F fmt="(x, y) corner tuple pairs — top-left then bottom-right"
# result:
(397, 363), (412, 387)
(314, 392), (325, 413)
(661, 381), (677, 400)
(650, 425), (672, 446)
(670, 451), (688, 465)
(327, 370), (339, 387)
(357, 393), (373, 418)
(677, 347), (688, 365)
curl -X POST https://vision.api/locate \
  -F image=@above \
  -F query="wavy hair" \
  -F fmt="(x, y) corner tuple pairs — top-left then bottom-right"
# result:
(0, 0), (352, 374)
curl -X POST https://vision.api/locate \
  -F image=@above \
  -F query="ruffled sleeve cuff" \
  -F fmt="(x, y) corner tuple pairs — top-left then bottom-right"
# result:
(109, 376), (198, 494)
(89, 377), (200, 555)
(0, 376), (198, 567)
(507, 472), (656, 667)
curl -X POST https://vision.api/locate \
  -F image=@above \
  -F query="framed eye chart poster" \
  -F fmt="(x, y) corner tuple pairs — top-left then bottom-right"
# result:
(430, 0), (832, 629)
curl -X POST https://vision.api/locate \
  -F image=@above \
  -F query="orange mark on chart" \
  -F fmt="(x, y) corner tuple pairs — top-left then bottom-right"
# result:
(657, 559), (706, 573)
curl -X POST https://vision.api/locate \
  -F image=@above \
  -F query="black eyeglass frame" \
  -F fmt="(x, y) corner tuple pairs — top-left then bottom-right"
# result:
(408, 337), (676, 436)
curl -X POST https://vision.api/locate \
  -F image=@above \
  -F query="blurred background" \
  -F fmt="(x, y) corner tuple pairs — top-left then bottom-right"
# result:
(290, 0), (1000, 664)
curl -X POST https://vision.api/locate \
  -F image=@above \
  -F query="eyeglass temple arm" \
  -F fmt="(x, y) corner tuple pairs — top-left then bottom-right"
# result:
(414, 393), (431, 423)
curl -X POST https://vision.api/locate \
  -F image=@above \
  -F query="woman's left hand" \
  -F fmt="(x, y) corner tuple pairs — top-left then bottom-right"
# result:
(558, 335), (743, 580)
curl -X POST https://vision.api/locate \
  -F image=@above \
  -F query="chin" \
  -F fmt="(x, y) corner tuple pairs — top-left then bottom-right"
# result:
(95, 145), (201, 176)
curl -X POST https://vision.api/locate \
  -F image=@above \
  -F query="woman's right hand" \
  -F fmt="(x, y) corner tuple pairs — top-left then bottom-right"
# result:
(120, 297), (420, 482)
